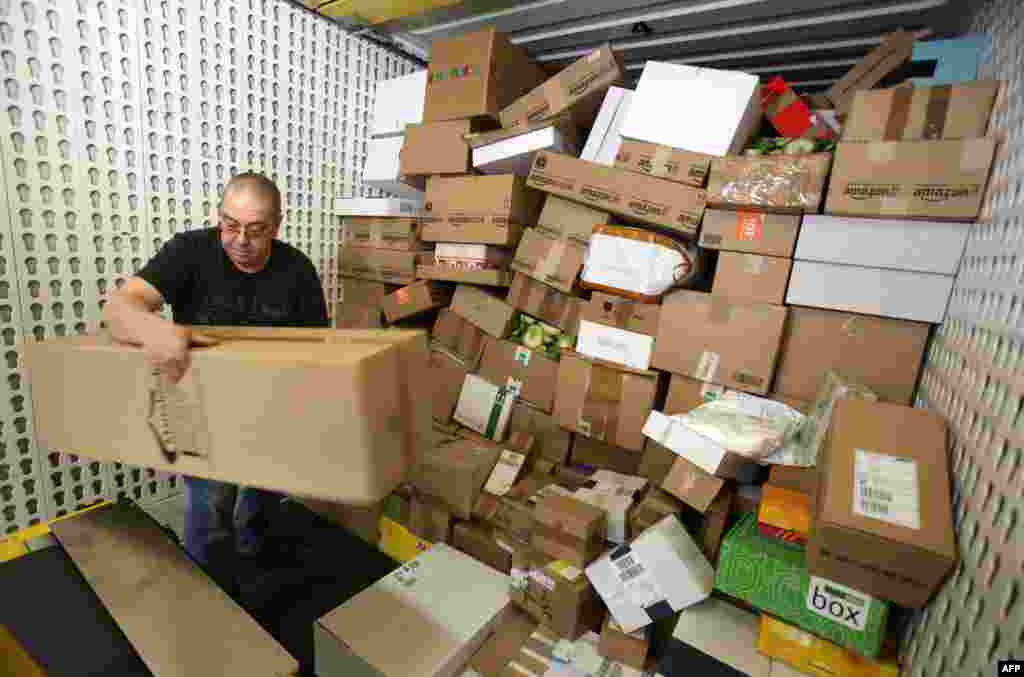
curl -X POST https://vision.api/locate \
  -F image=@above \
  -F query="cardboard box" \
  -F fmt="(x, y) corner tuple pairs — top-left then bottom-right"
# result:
(479, 337), (560, 414)
(586, 514), (713, 634)
(475, 494), (538, 548)
(423, 28), (547, 122)
(758, 484), (811, 544)
(651, 290), (788, 395)
(423, 175), (541, 246)
(581, 86), (633, 165)
(786, 260), (955, 323)
(532, 493), (608, 568)
(715, 514), (890, 658)
(510, 549), (604, 640)
(843, 80), (999, 141)
(500, 45), (624, 128)
(342, 217), (423, 251)
(555, 353), (660, 452)
(770, 465), (818, 496)
(28, 328), (430, 506)
(453, 520), (515, 573)
(334, 303), (385, 329)
(622, 62), (761, 157)
(364, 136), (426, 199)
(462, 607), (538, 677)
(506, 273), (584, 332)
(581, 293), (660, 337)
(664, 598), (773, 677)
(707, 154), (832, 213)
(508, 401), (572, 466)
(664, 374), (729, 414)
(448, 284), (517, 339)
(576, 320), (653, 371)
(825, 138), (996, 221)
(371, 70), (427, 137)
(643, 411), (759, 480)
(825, 30), (916, 114)
(400, 119), (482, 177)
(418, 264), (513, 287)
(758, 615), (900, 677)
(662, 455), (726, 513)
(454, 374), (518, 442)
(699, 209), (801, 258)
(808, 400), (955, 609)
(412, 438), (503, 519)
(637, 441), (676, 485)
(528, 151), (707, 237)
(571, 435), (641, 475)
(432, 308), (488, 369)
(599, 616), (650, 670)
(301, 497), (384, 545)
(472, 119), (577, 176)
(510, 229), (586, 295)
(429, 348), (473, 423)
(334, 197), (425, 218)
(538, 193), (606, 242)
(775, 307), (930, 404)
(382, 280), (453, 324)
(614, 139), (711, 188)
(713, 252), (792, 305)
(582, 226), (701, 303)
(314, 544), (510, 677)
(409, 493), (454, 544)
(339, 246), (426, 285)
(627, 486), (684, 539)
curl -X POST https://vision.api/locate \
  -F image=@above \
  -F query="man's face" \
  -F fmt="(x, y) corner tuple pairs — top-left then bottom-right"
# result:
(218, 188), (280, 273)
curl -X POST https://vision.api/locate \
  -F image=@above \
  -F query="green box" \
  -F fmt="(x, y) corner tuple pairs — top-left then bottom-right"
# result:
(714, 513), (889, 658)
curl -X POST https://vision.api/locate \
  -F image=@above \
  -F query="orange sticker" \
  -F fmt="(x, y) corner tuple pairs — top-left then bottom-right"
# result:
(735, 211), (765, 241)
(396, 288), (411, 305)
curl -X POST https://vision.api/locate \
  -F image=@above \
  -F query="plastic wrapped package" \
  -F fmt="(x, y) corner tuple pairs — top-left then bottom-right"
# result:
(707, 153), (833, 212)
(581, 225), (700, 302)
(681, 396), (805, 461)
(434, 243), (512, 271)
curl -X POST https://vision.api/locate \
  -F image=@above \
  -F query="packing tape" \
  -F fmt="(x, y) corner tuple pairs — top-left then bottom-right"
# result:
(744, 254), (765, 275)
(650, 144), (673, 177)
(543, 77), (566, 118)
(923, 84), (953, 140)
(534, 237), (567, 287)
(883, 86), (914, 141)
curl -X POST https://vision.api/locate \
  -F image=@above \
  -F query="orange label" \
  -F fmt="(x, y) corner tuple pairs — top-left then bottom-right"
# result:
(736, 211), (765, 241)
(396, 288), (411, 305)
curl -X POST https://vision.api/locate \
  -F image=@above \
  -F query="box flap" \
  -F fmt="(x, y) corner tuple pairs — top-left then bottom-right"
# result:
(534, 493), (605, 540)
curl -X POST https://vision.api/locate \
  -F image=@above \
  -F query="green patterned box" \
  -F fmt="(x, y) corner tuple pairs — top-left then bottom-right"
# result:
(714, 513), (889, 658)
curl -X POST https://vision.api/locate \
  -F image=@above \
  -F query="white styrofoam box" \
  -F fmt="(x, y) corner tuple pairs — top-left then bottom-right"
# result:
(363, 136), (426, 199)
(576, 319), (654, 371)
(621, 63), (760, 157)
(370, 70), (428, 138)
(581, 86), (634, 165)
(786, 261), (955, 324)
(473, 126), (573, 176)
(796, 216), (970, 275)
(332, 197), (426, 217)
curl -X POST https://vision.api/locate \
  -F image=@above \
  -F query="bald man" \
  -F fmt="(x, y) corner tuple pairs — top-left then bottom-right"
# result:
(105, 172), (328, 569)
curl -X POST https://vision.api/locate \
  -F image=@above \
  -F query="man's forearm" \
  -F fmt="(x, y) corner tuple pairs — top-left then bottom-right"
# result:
(104, 294), (173, 346)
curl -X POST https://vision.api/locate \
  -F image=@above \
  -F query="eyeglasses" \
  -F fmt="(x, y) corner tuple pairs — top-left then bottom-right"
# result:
(219, 218), (272, 239)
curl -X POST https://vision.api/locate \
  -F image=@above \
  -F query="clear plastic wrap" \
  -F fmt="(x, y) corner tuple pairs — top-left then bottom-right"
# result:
(707, 153), (833, 212)
(679, 395), (804, 460)
(581, 225), (700, 302)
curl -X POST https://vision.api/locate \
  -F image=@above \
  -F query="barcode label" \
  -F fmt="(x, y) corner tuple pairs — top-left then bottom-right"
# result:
(860, 486), (894, 502)
(619, 564), (645, 582)
(615, 555), (636, 570)
(853, 449), (920, 530)
(860, 500), (890, 515)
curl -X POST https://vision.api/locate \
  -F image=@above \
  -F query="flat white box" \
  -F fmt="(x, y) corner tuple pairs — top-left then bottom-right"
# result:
(314, 544), (510, 677)
(642, 411), (759, 479)
(796, 215), (969, 274)
(371, 70), (428, 138)
(364, 136), (426, 199)
(576, 319), (654, 371)
(453, 374), (515, 441)
(672, 599), (772, 677)
(786, 260), (954, 324)
(333, 197), (425, 217)
(580, 86), (634, 166)
(473, 126), (573, 176)
(621, 63), (760, 157)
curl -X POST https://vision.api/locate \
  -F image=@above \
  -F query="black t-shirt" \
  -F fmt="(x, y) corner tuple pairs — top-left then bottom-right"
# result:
(138, 228), (329, 328)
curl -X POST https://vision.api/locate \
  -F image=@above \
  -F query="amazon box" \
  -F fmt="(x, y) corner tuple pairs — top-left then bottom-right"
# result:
(614, 139), (711, 188)
(479, 337), (560, 413)
(382, 280), (453, 324)
(510, 549), (604, 640)
(412, 439), (502, 519)
(508, 401), (572, 466)
(699, 209), (801, 258)
(712, 252), (791, 305)
(432, 308), (488, 369)
(429, 348), (473, 423)
(338, 246), (428, 285)
(808, 399), (955, 609)
(824, 30), (915, 114)
(342, 218), (423, 251)
(511, 196), (606, 294)
(471, 119), (578, 176)
(555, 353), (661, 452)
(449, 284), (517, 339)
(506, 274), (584, 333)
(532, 493), (608, 568)
(651, 290), (788, 395)
(571, 436), (641, 476)
(453, 520), (515, 574)
(400, 119), (487, 177)
(843, 81), (1000, 142)
(423, 175), (542, 246)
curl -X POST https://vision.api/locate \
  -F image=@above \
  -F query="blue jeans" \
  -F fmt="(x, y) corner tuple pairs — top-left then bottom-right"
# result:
(183, 476), (282, 567)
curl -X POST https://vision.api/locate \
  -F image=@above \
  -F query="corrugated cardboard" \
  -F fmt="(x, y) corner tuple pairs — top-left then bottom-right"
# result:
(759, 484), (811, 544)
(432, 308), (489, 369)
(627, 486), (684, 539)
(413, 438), (503, 519)
(453, 520), (515, 573)
(843, 80), (999, 141)
(577, 321), (655, 371)
(302, 497), (384, 545)
(571, 435), (641, 475)
(454, 373), (518, 442)
(371, 70), (427, 137)
(581, 293), (660, 337)
(342, 217), (423, 250)
(508, 401), (572, 466)
(430, 348), (473, 423)
(707, 154), (832, 213)
(538, 194), (606, 242)
(510, 549), (605, 640)
(506, 274), (584, 333)
(449, 284), (517, 339)
(770, 466), (818, 496)
(642, 411), (759, 480)
(581, 86), (633, 165)
(599, 617), (650, 670)
(409, 493), (454, 544)
(335, 303), (385, 329)
(339, 246), (427, 285)
(479, 337), (560, 413)
(528, 151), (706, 237)
(28, 328), (430, 506)
(825, 138), (996, 221)
(825, 31), (915, 114)
(423, 28), (547, 122)
(614, 139), (711, 188)
(808, 400), (956, 609)
(382, 280), (453, 324)
(651, 290), (788, 395)
(364, 136), (426, 199)
(475, 491), (540, 548)
(341, 278), (400, 307)
(663, 374), (730, 414)
(662, 455), (726, 513)
(699, 209), (801, 258)
(637, 441), (676, 485)
(334, 197), (425, 218)
(510, 229), (588, 295)
(555, 353), (660, 452)
(500, 45), (624, 128)
(315, 544), (511, 677)
(423, 175), (542, 245)
(775, 307), (930, 403)
(418, 264), (513, 287)
(400, 119), (483, 176)
(533, 493), (608, 568)
(758, 615), (900, 677)
(472, 122), (576, 176)
(463, 607), (538, 676)
(713, 252), (792, 305)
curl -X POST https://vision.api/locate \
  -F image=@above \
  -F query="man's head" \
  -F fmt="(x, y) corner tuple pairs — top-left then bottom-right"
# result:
(218, 172), (282, 273)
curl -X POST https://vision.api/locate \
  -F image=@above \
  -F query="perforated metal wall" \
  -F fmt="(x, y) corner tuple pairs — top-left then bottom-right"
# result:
(0, 0), (418, 531)
(905, 0), (1024, 673)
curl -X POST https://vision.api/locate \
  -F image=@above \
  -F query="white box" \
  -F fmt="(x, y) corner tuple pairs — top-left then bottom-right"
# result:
(642, 411), (760, 479)
(453, 374), (516, 441)
(576, 319), (654, 371)
(671, 599), (771, 677)
(796, 215), (969, 274)
(473, 126), (573, 176)
(314, 544), (510, 677)
(581, 86), (633, 166)
(585, 514), (713, 634)
(371, 70), (428, 138)
(621, 63), (760, 157)
(786, 260), (954, 323)
(333, 197), (425, 217)
(364, 136), (426, 199)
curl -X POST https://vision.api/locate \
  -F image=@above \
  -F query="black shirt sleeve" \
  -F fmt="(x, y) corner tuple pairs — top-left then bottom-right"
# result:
(137, 233), (195, 308)
(296, 259), (330, 328)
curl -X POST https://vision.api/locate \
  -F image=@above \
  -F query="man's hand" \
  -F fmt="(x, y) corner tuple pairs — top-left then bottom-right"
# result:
(142, 324), (218, 384)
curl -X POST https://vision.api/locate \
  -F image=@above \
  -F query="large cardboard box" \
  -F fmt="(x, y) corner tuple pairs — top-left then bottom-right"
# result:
(825, 138), (996, 221)
(532, 493), (608, 568)
(581, 86), (633, 165)
(664, 374), (731, 414)
(400, 119), (483, 177)
(334, 197), (425, 218)
(409, 493), (454, 544)
(643, 411), (760, 480)
(500, 46), (624, 128)
(775, 306), (931, 403)
(506, 274), (584, 333)
(301, 497), (384, 545)
(622, 62), (761, 156)
(651, 290), (788, 395)
(479, 337), (560, 413)
(423, 175), (542, 246)
(462, 607), (537, 677)
(335, 303), (385, 329)
(418, 263), (513, 287)
(510, 229), (587, 295)
(598, 617), (650, 670)
(432, 308), (488, 369)
(412, 438), (503, 519)
(381, 280), (453, 324)
(571, 435), (641, 475)
(627, 486), (684, 539)
(510, 549), (605, 640)
(555, 353), (660, 452)
(808, 400), (955, 609)
(453, 521), (515, 574)
(528, 151), (707, 237)
(576, 320), (654, 372)
(823, 30), (915, 114)
(581, 293), (660, 337)
(342, 217), (423, 250)
(508, 401), (572, 466)
(371, 70), (427, 137)
(423, 28), (547, 122)
(449, 284), (517, 338)
(27, 328), (431, 505)
(614, 139), (711, 188)
(707, 154), (832, 213)
(843, 81), (1000, 142)
(662, 454), (726, 513)
(699, 209), (801, 258)
(471, 120), (576, 176)
(364, 136), (426, 199)
(429, 348), (473, 423)
(339, 246), (426, 285)
(666, 598), (771, 677)
(314, 544), (510, 677)
(713, 252), (792, 305)
(758, 615), (900, 677)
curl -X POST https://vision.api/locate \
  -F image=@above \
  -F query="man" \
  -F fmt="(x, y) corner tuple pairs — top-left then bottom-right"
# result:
(104, 172), (329, 568)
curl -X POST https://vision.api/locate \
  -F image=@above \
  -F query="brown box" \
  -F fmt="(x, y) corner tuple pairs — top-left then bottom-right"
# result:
(408, 493), (453, 544)
(423, 175), (543, 246)
(465, 607), (538, 676)
(300, 497), (383, 545)
(570, 435), (641, 475)
(412, 439), (502, 519)
(400, 119), (486, 177)
(707, 154), (832, 213)
(508, 401), (572, 466)
(554, 354), (660, 452)
(381, 280), (453, 324)
(825, 138), (996, 221)
(637, 441), (676, 485)
(453, 520), (515, 573)
(475, 492), (538, 547)
(598, 616), (650, 670)
(580, 292), (661, 337)
(769, 392), (813, 415)
(499, 45), (624, 129)
(339, 246), (426, 285)
(429, 349), (473, 423)
(627, 486), (684, 539)
(825, 30), (915, 114)
(614, 138), (712, 188)
(712, 252), (792, 305)
(432, 308), (488, 369)
(449, 284), (517, 338)
(506, 274), (584, 333)
(532, 494), (607, 568)
(528, 151), (707, 237)
(342, 218), (422, 251)
(479, 337), (560, 413)
(537, 194), (606, 242)
(662, 455), (726, 513)
(341, 277), (401, 306)
(334, 303), (385, 329)
(423, 28), (547, 123)
(843, 81), (1000, 142)
(418, 264), (513, 287)
(664, 374), (720, 415)
(698, 209), (801, 258)
(510, 549), (604, 640)
(808, 399), (956, 608)
(769, 465), (818, 496)
(775, 306), (931, 404)
(510, 228), (587, 295)
(651, 290), (788, 395)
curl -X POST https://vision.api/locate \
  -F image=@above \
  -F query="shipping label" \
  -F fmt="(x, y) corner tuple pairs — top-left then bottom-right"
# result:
(853, 449), (921, 529)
